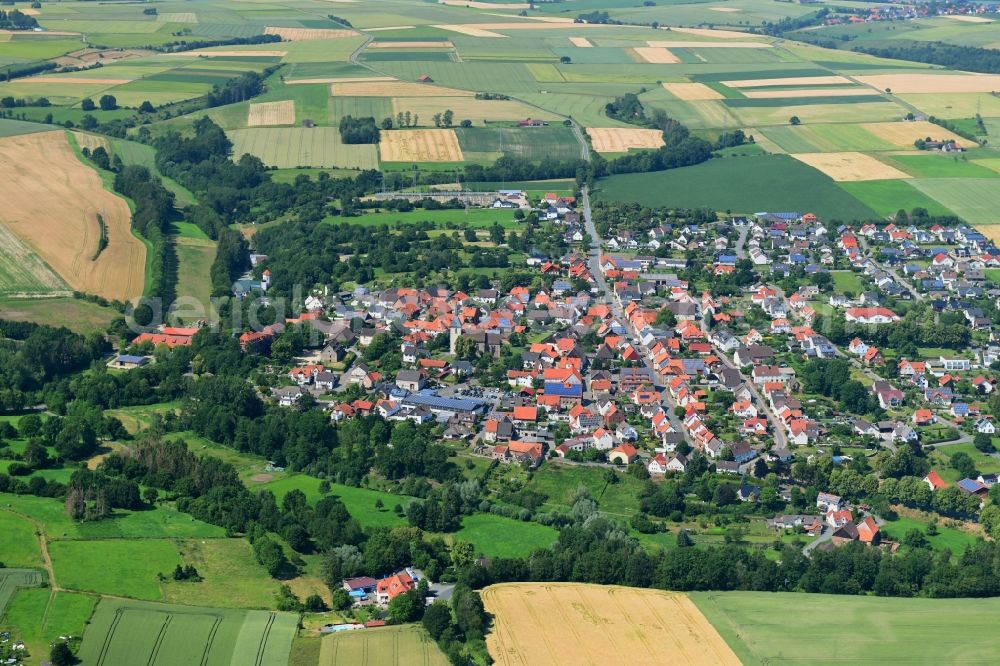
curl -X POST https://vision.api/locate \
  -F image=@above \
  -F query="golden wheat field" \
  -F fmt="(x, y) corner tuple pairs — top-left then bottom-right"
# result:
(792, 152), (911, 181)
(723, 75), (852, 88)
(482, 583), (740, 666)
(587, 127), (665, 153)
(856, 73), (1000, 93)
(379, 129), (464, 162)
(0, 131), (144, 300)
(662, 82), (724, 100)
(632, 47), (680, 64)
(263, 26), (357, 41)
(569, 37), (593, 47)
(860, 120), (968, 147)
(248, 100), (295, 126)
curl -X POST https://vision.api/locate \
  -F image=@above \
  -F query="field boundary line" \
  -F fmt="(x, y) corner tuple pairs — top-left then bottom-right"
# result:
(96, 607), (126, 666)
(253, 612), (277, 666)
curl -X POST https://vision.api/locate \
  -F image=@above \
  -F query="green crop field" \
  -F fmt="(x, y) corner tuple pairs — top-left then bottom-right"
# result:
(451, 514), (558, 558)
(455, 126), (581, 162)
(319, 624), (449, 666)
(0, 296), (119, 334)
(262, 474), (415, 529)
(838, 180), (957, 218)
(228, 127), (379, 169)
(759, 123), (898, 153)
(693, 591), (1000, 664)
(596, 155), (877, 220)
(886, 154), (1000, 179)
(77, 598), (297, 666)
(908, 178), (1000, 227)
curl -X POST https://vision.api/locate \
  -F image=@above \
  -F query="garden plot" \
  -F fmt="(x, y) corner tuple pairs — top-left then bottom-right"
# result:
(247, 100), (295, 126)
(792, 152), (910, 181)
(587, 127), (664, 153)
(380, 129), (464, 162)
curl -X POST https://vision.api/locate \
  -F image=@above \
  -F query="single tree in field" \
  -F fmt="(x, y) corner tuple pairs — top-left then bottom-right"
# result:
(99, 94), (117, 111)
(560, 55), (571, 64)
(460, 119), (472, 127)
(80, 98), (95, 111)
(138, 100), (155, 113)
(789, 116), (800, 126)
(396, 111), (405, 127)
(50, 641), (75, 666)
(442, 109), (454, 127)
(432, 112), (442, 127)
(404, 110), (411, 126)
(381, 116), (393, 130)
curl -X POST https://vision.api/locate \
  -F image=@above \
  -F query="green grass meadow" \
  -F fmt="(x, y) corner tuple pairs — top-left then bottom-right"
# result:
(451, 514), (558, 559)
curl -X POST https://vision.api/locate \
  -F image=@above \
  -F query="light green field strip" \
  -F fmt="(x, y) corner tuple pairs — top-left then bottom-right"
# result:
(228, 127), (379, 169)
(692, 591), (1000, 665)
(908, 177), (1000, 226)
(0, 222), (69, 295)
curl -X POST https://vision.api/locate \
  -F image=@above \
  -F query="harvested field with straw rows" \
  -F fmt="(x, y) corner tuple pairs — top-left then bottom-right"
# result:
(483, 583), (740, 666)
(331, 80), (473, 97)
(380, 129), (464, 162)
(860, 120), (968, 147)
(264, 27), (357, 41)
(632, 47), (680, 64)
(855, 73), (1000, 93)
(792, 151), (910, 181)
(287, 76), (395, 85)
(662, 82), (724, 100)
(248, 100), (295, 126)
(368, 41), (453, 48)
(724, 75), (852, 88)
(0, 131), (144, 300)
(647, 40), (772, 48)
(742, 88), (879, 99)
(587, 127), (665, 153)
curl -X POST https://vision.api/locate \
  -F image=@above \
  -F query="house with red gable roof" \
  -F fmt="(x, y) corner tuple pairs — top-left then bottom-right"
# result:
(923, 471), (948, 491)
(375, 571), (416, 606)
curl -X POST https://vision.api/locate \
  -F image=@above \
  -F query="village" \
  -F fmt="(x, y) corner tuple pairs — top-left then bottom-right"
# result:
(117, 184), (1000, 601)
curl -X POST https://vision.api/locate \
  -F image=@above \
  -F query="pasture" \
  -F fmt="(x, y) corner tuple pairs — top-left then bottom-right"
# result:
(0, 589), (96, 661)
(48, 538), (183, 600)
(228, 127), (379, 169)
(0, 510), (43, 569)
(76, 598), (296, 666)
(319, 624), (449, 666)
(692, 591), (1000, 664)
(451, 514), (557, 558)
(0, 296), (120, 333)
(261, 474), (415, 529)
(0, 569), (42, 616)
(483, 583), (739, 666)
(595, 155), (877, 220)
(0, 131), (144, 300)
(326, 207), (521, 230)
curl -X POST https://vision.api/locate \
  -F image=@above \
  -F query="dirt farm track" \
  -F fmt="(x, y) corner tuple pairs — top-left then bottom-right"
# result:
(0, 131), (145, 301)
(482, 583), (740, 666)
